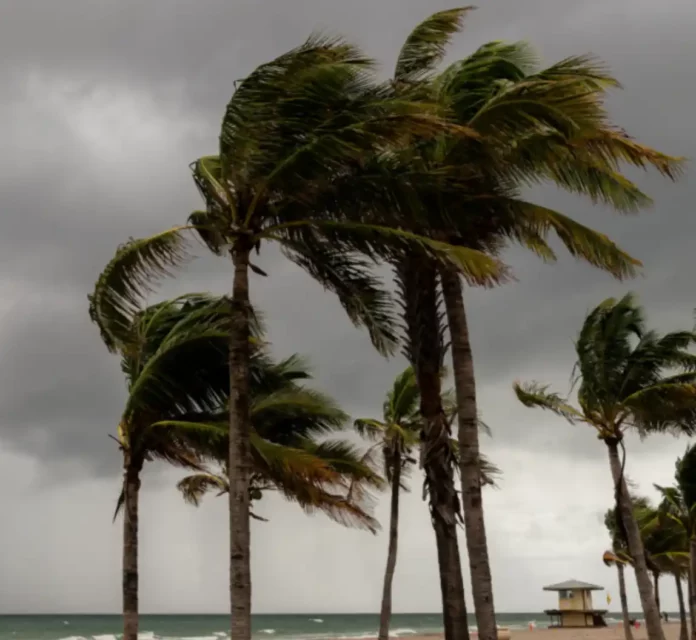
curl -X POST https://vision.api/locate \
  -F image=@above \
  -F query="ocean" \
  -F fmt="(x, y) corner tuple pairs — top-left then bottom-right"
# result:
(0, 613), (641, 640)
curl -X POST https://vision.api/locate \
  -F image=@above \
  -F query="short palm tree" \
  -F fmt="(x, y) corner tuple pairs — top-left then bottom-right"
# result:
(354, 367), (421, 640)
(655, 444), (696, 640)
(354, 365), (499, 640)
(88, 36), (505, 640)
(89, 293), (236, 640)
(515, 293), (696, 640)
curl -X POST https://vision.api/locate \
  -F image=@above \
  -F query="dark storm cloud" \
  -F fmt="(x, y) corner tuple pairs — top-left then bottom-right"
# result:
(1, 0), (695, 474)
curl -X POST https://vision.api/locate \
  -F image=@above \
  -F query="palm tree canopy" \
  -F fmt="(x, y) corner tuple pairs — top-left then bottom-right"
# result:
(514, 293), (696, 439)
(167, 347), (384, 532)
(89, 33), (513, 363)
(369, 11), (685, 288)
(355, 365), (501, 487)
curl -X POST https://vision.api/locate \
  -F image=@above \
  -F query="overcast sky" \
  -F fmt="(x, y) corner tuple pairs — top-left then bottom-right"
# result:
(1, 0), (695, 617)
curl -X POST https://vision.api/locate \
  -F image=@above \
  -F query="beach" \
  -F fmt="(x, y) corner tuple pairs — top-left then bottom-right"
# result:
(402, 623), (684, 640)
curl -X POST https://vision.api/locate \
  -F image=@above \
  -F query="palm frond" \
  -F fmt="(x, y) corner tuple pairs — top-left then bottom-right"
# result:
(509, 200), (642, 280)
(88, 228), (191, 352)
(280, 237), (398, 356)
(394, 7), (473, 83)
(513, 381), (586, 424)
(177, 472), (229, 506)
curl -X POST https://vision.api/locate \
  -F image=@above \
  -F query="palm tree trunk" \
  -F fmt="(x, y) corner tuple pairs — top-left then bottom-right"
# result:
(432, 517), (468, 640)
(440, 267), (497, 640)
(397, 255), (469, 640)
(122, 456), (142, 640)
(676, 574), (688, 640)
(606, 439), (665, 640)
(654, 572), (661, 613)
(229, 244), (253, 640)
(617, 563), (634, 640)
(378, 455), (402, 640)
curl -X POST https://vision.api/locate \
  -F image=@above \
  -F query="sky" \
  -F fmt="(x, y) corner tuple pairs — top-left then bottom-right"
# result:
(0, 0), (695, 617)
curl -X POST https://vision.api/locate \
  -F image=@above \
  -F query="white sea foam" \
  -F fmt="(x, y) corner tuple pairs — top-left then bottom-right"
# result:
(93, 635), (119, 640)
(260, 630), (276, 635)
(391, 629), (417, 637)
(138, 632), (156, 640)
(179, 636), (218, 640)
(212, 633), (228, 638)
(310, 619), (324, 624)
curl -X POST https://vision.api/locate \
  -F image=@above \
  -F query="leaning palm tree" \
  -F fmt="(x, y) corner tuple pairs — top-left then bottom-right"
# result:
(655, 444), (696, 640)
(515, 294), (696, 640)
(367, 10), (683, 640)
(90, 294), (236, 640)
(88, 36), (506, 640)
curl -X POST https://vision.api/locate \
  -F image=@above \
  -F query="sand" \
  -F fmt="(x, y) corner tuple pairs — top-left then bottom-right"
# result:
(399, 622), (684, 640)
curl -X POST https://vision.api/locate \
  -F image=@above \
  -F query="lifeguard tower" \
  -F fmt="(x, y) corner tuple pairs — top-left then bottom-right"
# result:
(543, 579), (608, 628)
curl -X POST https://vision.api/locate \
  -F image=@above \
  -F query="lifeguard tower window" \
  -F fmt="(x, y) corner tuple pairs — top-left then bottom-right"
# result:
(560, 591), (572, 599)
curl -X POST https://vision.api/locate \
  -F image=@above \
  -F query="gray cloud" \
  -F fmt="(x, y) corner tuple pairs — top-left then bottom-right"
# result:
(0, 0), (695, 615)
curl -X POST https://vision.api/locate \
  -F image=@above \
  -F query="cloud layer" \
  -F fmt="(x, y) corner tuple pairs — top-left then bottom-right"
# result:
(1, 0), (695, 614)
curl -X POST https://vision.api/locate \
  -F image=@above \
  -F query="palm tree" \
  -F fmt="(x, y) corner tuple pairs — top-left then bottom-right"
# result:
(354, 365), (500, 640)
(88, 35), (507, 640)
(353, 367), (420, 640)
(171, 353), (384, 530)
(655, 444), (696, 640)
(638, 502), (690, 640)
(370, 11), (684, 640)
(604, 506), (637, 640)
(514, 293), (696, 640)
(89, 294), (237, 640)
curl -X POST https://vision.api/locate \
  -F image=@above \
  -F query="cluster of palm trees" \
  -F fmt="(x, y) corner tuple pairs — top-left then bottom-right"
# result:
(88, 7), (685, 640)
(602, 443), (696, 640)
(516, 293), (696, 640)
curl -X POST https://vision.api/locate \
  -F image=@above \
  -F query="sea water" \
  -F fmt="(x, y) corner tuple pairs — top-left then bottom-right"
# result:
(0, 613), (651, 640)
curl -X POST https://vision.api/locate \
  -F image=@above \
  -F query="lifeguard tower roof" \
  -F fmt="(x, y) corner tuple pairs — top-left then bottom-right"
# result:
(543, 579), (604, 592)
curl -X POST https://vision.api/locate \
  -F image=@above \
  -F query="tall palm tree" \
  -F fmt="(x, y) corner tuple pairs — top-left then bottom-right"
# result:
(655, 444), (696, 640)
(369, 11), (683, 640)
(89, 294), (238, 640)
(88, 37), (505, 640)
(515, 294), (696, 640)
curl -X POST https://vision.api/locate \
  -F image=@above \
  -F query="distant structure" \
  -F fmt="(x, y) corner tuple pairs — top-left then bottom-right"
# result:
(542, 579), (608, 628)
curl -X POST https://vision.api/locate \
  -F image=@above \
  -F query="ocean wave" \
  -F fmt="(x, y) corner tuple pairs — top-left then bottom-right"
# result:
(310, 619), (324, 624)
(260, 630), (276, 635)
(391, 629), (417, 637)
